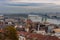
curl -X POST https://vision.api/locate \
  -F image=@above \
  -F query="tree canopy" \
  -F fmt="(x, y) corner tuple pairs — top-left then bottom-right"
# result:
(4, 25), (18, 40)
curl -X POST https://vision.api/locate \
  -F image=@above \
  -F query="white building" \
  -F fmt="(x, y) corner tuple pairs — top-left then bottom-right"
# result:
(19, 35), (26, 40)
(0, 15), (4, 22)
(28, 15), (42, 22)
(47, 18), (60, 25)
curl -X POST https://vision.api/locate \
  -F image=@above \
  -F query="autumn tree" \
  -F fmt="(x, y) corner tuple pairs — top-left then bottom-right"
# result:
(4, 25), (18, 40)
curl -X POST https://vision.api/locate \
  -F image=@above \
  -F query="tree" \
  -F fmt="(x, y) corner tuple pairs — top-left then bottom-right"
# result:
(4, 25), (18, 40)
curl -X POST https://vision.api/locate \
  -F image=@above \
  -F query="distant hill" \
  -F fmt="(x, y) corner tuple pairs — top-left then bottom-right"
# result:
(0, 12), (60, 19)
(4, 13), (28, 18)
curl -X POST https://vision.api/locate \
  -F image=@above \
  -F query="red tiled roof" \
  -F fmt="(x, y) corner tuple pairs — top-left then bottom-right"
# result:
(0, 30), (4, 32)
(17, 31), (60, 40)
(0, 30), (60, 40)
(46, 36), (60, 40)
(20, 32), (60, 40)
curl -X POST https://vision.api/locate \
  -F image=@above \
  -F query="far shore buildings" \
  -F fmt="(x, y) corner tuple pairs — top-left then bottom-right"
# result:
(28, 14), (60, 25)
(0, 14), (60, 25)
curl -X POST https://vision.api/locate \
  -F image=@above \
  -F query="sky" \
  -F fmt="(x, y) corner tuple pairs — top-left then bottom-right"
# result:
(0, 0), (60, 13)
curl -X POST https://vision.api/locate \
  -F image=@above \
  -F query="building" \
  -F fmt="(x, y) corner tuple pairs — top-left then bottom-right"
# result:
(0, 15), (4, 22)
(47, 18), (60, 25)
(28, 15), (43, 22)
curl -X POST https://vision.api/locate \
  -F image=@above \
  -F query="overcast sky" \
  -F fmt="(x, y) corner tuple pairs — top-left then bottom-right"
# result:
(0, 0), (60, 13)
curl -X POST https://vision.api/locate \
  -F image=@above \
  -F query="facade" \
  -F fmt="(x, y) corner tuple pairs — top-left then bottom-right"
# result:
(28, 15), (43, 22)
(0, 15), (4, 22)
(47, 18), (60, 25)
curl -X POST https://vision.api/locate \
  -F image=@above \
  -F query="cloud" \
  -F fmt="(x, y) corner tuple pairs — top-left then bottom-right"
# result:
(0, 3), (60, 13)
(0, 5), (60, 14)
(5, 3), (55, 7)
(1, 0), (60, 5)
(0, 0), (60, 13)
